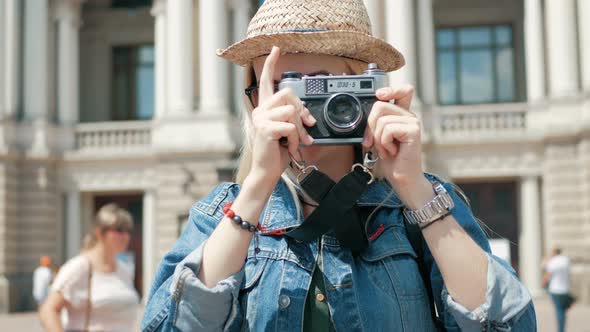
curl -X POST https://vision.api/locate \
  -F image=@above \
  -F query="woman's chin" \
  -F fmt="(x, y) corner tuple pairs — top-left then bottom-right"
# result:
(300, 144), (352, 164)
(300, 144), (323, 163)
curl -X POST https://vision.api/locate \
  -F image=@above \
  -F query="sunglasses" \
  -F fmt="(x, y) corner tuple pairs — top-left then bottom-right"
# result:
(244, 81), (279, 107)
(106, 226), (132, 234)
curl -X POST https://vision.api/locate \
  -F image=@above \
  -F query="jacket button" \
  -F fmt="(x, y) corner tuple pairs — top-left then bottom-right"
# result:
(279, 295), (291, 309)
(316, 293), (325, 302)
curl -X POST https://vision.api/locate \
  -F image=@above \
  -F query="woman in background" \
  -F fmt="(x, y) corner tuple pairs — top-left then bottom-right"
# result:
(39, 203), (139, 332)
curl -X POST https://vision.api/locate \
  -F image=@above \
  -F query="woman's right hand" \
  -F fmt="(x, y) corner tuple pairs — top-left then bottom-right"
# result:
(248, 46), (316, 187)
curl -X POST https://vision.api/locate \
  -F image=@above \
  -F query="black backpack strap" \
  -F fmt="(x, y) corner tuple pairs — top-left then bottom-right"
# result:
(404, 218), (446, 331)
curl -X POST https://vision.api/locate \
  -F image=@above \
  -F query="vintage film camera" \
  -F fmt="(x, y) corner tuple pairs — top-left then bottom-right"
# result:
(278, 63), (388, 145)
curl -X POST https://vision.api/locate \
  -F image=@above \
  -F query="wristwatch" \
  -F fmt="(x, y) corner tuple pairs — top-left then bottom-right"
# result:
(403, 182), (454, 226)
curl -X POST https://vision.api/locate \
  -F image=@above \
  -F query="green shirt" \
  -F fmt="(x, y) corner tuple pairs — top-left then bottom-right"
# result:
(303, 242), (336, 332)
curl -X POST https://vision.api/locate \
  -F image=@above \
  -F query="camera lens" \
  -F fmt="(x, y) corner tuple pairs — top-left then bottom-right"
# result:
(324, 93), (363, 134)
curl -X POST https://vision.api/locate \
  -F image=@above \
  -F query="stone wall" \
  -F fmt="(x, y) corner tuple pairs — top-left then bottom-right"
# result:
(154, 155), (233, 264)
(543, 139), (590, 303)
(0, 159), (18, 313)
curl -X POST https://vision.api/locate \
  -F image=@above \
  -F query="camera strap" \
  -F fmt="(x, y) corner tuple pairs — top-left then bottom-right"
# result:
(285, 152), (377, 253)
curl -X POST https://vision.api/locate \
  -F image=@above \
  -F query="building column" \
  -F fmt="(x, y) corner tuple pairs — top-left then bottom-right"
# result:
(0, 0), (5, 119)
(3, 0), (21, 119)
(385, 0), (419, 104)
(142, 190), (156, 300)
(55, 0), (82, 125)
(166, 0), (193, 117)
(417, 0), (436, 106)
(363, 0), (383, 39)
(24, 0), (51, 157)
(519, 175), (543, 297)
(231, 0), (252, 113)
(151, 0), (167, 119)
(0, 1), (8, 307)
(524, 0), (546, 102)
(66, 190), (81, 259)
(545, 0), (579, 97)
(579, 0), (590, 92)
(24, 0), (49, 121)
(199, 0), (229, 115)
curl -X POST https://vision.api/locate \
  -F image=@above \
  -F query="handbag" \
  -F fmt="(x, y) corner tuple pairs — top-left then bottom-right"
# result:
(66, 258), (93, 332)
(84, 258), (92, 332)
(564, 293), (577, 310)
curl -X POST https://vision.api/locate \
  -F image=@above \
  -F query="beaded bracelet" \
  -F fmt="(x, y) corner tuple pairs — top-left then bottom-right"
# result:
(222, 202), (258, 233)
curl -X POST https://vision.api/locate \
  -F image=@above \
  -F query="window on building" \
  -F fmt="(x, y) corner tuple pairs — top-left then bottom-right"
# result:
(436, 25), (515, 105)
(112, 45), (155, 121)
(111, 0), (152, 9)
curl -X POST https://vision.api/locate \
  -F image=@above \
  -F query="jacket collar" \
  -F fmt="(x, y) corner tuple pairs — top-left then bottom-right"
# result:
(257, 177), (404, 233)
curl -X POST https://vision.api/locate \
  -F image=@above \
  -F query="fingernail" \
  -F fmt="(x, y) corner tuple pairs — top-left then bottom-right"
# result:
(307, 135), (314, 144)
(307, 114), (316, 124)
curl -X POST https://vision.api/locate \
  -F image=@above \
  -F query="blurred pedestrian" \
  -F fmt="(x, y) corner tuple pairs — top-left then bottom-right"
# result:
(39, 203), (139, 332)
(543, 247), (575, 332)
(33, 256), (53, 306)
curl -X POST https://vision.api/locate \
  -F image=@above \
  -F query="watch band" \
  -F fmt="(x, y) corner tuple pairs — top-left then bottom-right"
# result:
(403, 182), (454, 226)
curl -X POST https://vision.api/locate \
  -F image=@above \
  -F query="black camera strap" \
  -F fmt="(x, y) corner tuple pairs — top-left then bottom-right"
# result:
(285, 152), (376, 253)
(285, 151), (445, 329)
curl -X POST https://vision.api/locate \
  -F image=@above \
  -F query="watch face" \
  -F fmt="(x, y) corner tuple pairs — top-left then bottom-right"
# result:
(433, 182), (446, 195)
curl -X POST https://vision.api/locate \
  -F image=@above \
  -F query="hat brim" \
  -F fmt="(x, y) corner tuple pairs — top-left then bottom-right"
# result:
(217, 30), (405, 72)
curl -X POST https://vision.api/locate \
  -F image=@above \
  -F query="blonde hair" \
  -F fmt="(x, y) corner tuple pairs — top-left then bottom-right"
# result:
(82, 203), (134, 250)
(235, 56), (370, 184)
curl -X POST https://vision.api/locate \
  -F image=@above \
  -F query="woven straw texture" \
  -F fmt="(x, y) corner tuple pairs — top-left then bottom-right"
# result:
(217, 0), (405, 72)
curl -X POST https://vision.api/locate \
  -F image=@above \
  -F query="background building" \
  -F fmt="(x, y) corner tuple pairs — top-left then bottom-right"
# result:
(0, 0), (588, 312)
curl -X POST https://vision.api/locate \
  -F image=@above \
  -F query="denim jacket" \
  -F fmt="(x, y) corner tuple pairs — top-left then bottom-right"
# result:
(142, 174), (536, 331)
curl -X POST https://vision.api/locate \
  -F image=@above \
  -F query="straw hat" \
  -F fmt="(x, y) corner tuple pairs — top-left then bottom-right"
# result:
(217, 0), (405, 72)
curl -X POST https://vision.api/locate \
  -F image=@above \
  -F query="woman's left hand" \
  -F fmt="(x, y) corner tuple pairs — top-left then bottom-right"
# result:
(362, 85), (432, 207)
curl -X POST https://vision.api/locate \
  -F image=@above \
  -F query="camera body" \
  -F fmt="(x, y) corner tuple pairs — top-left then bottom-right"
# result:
(278, 63), (388, 145)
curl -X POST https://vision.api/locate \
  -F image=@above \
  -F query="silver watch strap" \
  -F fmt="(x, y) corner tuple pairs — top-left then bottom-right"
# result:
(403, 182), (454, 225)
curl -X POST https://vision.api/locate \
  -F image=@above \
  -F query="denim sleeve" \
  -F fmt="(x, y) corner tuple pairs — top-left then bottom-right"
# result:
(422, 174), (537, 331)
(141, 183), (244, 332)
(168, 242), (244, 332)
(441, 254), (537, 331)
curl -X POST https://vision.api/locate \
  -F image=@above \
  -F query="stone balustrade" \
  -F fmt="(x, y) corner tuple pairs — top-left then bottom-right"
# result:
(74, 120), (152, 154)
(429, 103), (529, 142)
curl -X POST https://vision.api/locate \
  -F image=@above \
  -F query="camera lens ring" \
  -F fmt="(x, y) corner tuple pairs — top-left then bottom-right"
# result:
(323, 93), (363, 134)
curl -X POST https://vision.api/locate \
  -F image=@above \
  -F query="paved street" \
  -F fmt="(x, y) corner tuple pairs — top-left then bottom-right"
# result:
(0, 296), (588, 331)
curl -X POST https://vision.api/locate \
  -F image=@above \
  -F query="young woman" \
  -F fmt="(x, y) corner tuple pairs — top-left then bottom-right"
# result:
(39, 203), (140, 332)
(142, 1), (536, 331)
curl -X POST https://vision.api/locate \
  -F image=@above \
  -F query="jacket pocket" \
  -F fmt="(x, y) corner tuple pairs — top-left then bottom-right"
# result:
(237, 254), (268, 331)
(242, 255), (267, 290)
(360, 225), (437, 331)
(360, 225), (426, 299)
